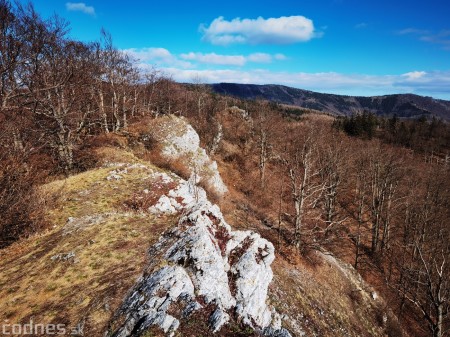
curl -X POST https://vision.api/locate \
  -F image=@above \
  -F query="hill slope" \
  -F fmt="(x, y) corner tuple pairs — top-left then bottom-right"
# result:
(211, 83), (450, 120)
(0, 116), (405, 337)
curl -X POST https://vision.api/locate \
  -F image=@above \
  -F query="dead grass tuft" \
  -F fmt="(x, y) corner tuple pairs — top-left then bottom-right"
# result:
(142, 147), (191, 181)
(122, 180), (178, 212)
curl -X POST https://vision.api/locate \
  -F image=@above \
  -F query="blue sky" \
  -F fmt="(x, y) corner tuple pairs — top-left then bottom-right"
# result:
(20, 0), (450, 99)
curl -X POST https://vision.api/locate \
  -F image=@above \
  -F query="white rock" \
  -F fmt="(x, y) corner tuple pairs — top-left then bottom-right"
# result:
(151, 172), (174, 184)
(165, 213), (235, 311)
(209, 308), (230, 332)
(231, 234), (275, 328)
(149, 115), (228, 196)
(111, 169), (290, 337)
(111, 265), (195, 337)
(149, 195), (177, 214)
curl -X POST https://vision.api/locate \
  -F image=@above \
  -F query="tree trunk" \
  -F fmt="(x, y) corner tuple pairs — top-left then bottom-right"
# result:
(259, 129), (267, 189)
(434, 303), (443, 337)
(122, 93), (127, 128)
(99, 91), (109, 133)
(290, 164), (307, 250)
(112, 92), (120, 131)
(210, 121), (223, 155)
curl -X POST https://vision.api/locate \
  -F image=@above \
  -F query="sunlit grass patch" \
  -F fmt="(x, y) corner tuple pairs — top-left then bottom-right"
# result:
(0, 154), (180, 336)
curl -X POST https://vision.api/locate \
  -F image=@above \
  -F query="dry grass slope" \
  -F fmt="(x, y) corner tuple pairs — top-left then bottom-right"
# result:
(0, 147), (179, 336)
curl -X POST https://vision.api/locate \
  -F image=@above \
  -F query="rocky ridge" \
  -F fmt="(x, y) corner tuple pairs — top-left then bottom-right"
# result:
(108, 116), (291, 336)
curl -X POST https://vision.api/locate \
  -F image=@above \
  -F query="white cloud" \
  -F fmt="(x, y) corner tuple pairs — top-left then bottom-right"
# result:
(397, 28), (430, 35)
(403, 71), (427, 81)
(65, 2), (95, 16)
(122, 48), (193, 68)
(122, 46), (450, 99)
(180, 52), (246, 66)
(127, 48), (287, 67)
(397, 28), (450, 50)
(124, 48), (172, 62)
(200, 16), (318, 45)
(180, 52), (284, 65)
(274, 53), (287, 60)
(247, 53), (272, 63)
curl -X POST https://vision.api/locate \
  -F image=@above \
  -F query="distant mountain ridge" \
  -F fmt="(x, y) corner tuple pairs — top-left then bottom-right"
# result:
(211, 83), (450, 120)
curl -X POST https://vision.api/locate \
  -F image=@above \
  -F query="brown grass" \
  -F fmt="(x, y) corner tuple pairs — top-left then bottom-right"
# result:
(0, 155), (179, 337)
(268, 252), (393, 337)
(141, 147), (192, 181)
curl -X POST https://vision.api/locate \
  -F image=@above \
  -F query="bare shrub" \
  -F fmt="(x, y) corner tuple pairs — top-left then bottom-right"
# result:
(168, 156), (192, 181)
(74, 133), (131, 171)
(143, 147), (191, 181)
(88, 133), (129, 149)
(0, 150), (47, 248)
(122, 193), (160, 212)
(385, 311), (403, 337)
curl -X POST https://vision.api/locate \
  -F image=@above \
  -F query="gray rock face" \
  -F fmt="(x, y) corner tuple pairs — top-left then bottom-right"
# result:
(109, 179), (290, 337)
(111, 266), (195, 337)
(263, 327), (294, 337)
(149, 115), (228, 196)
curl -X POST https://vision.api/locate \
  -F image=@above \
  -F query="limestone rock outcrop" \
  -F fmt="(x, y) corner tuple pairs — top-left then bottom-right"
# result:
(108, 116), (290, 337)
(109, 179), (290, 337)
(148, 115), (227, 196)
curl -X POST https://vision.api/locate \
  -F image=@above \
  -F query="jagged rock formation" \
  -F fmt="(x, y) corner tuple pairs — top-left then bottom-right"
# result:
(148, 115), (228, 196)
(108, 117), (290, 336)
(109, 179), (290, 336)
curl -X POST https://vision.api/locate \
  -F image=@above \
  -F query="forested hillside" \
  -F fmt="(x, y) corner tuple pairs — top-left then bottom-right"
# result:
(211, 83), (450, 120)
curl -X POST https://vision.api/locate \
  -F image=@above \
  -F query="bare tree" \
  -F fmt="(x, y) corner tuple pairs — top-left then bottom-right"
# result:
(367, 145), (402, 254)
(99, 29), (134, 131)
(282, 123), (324, 249)
(390, 166), (450, 337)
(21, 11), (99, 171)
(317, 133), (347, 225)
(351, 146), (370, 269)
(0, 0), (24, 111)
(254, 101), (272, 189)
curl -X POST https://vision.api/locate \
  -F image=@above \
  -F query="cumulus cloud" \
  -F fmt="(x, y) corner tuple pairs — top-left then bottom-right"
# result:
(127, 48), (287, 67)
(123, 48), (172, 62)
(123, 48), (192, 68)
(247, 53), (273, 63)
(65, 2), (95, 16)
(200, 16), (319, 45)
